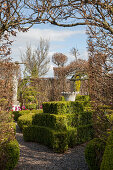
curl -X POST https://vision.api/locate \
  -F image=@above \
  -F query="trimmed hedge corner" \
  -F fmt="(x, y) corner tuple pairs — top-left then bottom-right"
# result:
(12, 110), (31, 121)
(17, 110), (43, 130)
(18, 113), (35, 130)
(42, 101), (84, 115)
(12, 109), (43, 121)
(32, 113), (68, 130)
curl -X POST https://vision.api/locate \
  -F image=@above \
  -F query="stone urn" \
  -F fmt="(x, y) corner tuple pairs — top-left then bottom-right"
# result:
(61, 92), (79, 101)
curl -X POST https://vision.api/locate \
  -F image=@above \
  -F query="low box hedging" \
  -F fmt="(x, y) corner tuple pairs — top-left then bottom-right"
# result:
(32, 111), (92, 130)
(75, 95), (90, 102)
(67, 127), (77, 147)
(12, 110), (31, 121)
(12, 109), (43, 121)
(100, 130), (113, 170)
(42, 101), (84, 115)
(66, 111), (93, 127)
(85, 138), (106, 170)
(23, 125), (68, 153)
(77, 111), (93, 126)
(0, 139), (20, 170)
(17, 113), (35, 130)
(75, 95), (91, 107)
(25, 103), (37, 110)
(66, 114), (78, 127)
(32, 113), (68, 130)
(17, 110), (43, 130)
(77, 124), (94, 144)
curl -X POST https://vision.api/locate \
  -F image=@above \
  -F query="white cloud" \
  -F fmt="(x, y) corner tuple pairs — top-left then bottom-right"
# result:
(10, 27), (87, 77)
(16, 28), (85, 42)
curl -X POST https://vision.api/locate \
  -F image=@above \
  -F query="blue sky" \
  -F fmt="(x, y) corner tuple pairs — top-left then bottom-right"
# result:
(11, 23), (88, 77)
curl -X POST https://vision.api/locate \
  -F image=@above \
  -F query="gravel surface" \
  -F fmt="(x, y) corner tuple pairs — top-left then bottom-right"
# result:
(14, 124), (89, 170)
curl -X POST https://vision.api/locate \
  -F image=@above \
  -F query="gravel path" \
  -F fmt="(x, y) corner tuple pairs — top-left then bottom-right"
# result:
(14, 124), (89, 170)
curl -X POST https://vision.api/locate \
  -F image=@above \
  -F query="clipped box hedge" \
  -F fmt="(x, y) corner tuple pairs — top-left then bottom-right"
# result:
(67, 127), (77, 147)
(0, 139), (20, 170)
(77, 124), (94, 144)
(12, 110), (31, 121)
(12, 109), (43, 121)
(77, 111), (93, 126)
(32, 111), (93, 130)
(17, 110), (43, 130)
(42, 101), (84, 115)
(18, 113), (35, 130)
(23, 125), (68, 153)
(100, 130), (113, 170)
(75, 95), (91, 107)
(32, 113), (68, 130)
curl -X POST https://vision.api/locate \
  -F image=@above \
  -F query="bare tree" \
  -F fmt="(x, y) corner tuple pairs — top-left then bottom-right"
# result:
(24, 1), (113, 34)
(52, 53), (68, 67)
(0, 0), (44, 60)
(21, 38), (50, 77)
(70, 47), (80, 61)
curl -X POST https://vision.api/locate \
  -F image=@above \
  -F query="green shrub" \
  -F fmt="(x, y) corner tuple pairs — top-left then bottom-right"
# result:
(66, 114), (78, 127)
(75, 95), (90, 101)
(0, 139), (20, 170)
(23, 86), (38, 110)
(85, 138), (106, 170)
(12, 109), (42, 121)
(78, 111), (93, 126)
(23, 125), (68, 153)
(77, 124), (94, 144)
(17, 110), (43, 130)
(100, 131), (113, 170)
(30, 109), (43, 114)
(84, 107), (94, 112)
(67, 127), (77, 147)
(75, 95), (90, 107)
(61, 96), (65, 101)
(32, 113), (68, 130)
(42, 101), (83, 115)
(32, 112), (92, 130)
(11, 110), (31, 121)
(25, 103), (37, 110)
(66, 111), (93, 127)
(18, 113), (35, 130)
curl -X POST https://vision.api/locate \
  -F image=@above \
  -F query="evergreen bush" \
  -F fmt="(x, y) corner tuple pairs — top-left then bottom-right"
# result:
(32, 113), (67, 130)
(100, 130), (113, 170)
(77, 124), (94, 144)
(42, 101), (84, 115)
(85, 138), (106, 170)
(23, 125), (68, 153)
(0, 139), (20, 170)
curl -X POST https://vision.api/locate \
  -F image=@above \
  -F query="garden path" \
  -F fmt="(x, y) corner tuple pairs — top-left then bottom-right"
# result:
(14, 124), (89, 170)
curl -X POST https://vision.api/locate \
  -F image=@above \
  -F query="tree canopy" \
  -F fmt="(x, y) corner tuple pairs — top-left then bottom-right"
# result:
(24, 0), (113, 34)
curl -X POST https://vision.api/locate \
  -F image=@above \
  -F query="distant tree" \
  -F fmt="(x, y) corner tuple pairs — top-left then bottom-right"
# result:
(52, 53), (68, 67)
(21, 38), (50, 78)
(70, 47), (80, 62)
